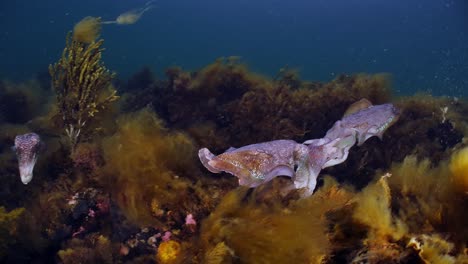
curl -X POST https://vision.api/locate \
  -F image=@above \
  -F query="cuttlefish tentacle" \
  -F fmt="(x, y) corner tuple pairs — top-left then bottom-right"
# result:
(295, 137), (350, 196)
(293, 154), (322, 197)
(14, 133), (44, 185)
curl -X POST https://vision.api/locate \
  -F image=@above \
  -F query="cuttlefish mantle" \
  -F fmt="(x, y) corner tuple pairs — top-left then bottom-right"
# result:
(199, 140), (309, 188)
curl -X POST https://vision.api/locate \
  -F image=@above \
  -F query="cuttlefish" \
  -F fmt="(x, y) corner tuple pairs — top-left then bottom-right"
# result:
(296, 99), (401, 194)
(102, 1), (155, 25)
(199, 140), (309, 187)
(198, 99), (400, 197)
(13, 133), (44, 184)
(317, 99), (400, 147)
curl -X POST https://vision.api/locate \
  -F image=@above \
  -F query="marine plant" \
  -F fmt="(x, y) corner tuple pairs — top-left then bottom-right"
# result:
(274, 66), (302, 89)
(345, 151), (468, 263)
(388, 155), (468, 245)
(384, 96), (464, 163)
(223, 73), (392, 148)
(449, 146), (468, 194)
(49, 26), (118, 151)
(0, 80), (48, 124)
(0, 207), (25, 260)
(160, 57), (268, 131)
(350, 175), (409, 263)
(407, 234), (461, 264)
(57, 234), (113, 264)
(72, 16), (102, 44)
(4, 45), (468, 263)
(353, 176), (407, 242)
(118, 58), (398, 158)
(101, 109), (212, 226)
(199, 177), (352, 263)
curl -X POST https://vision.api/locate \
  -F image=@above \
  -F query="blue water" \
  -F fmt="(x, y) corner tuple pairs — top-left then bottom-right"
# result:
(0, 0), (467, 96)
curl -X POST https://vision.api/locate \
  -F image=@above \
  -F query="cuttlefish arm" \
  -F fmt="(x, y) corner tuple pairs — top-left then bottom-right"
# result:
(13, 133), (44, 184)
(198, 148), (221, 173)
(295, 137), (355, 196)
(292, 152), (322, 197)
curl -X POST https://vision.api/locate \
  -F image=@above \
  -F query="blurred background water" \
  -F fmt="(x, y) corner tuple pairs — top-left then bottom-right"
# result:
(0, 0), (467, 96)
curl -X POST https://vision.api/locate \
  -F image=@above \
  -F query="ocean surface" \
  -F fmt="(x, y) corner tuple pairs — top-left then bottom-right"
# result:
(0, 0), (467, 96)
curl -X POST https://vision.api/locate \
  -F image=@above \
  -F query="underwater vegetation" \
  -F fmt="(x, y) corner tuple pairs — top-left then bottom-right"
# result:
(72, 16), (102, 44)
(1, 19), (468, 263)
(0, 79), (50, 127)
(70, 1), (155, 46)
(100, 109), (217, 227)
(0, 207), (24, 259)
(199, 177), (353, 264)
(49, 20), (118, 151)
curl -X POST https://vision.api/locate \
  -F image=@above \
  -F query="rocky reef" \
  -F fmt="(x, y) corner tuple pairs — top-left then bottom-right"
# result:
(0, 27), (467, 263)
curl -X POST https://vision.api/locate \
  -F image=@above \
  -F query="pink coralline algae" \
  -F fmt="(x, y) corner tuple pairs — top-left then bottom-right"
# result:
(72, 226), (86, 237)
(185, 213), (197, 232)
(185, 214), (196, 226)
(88, 209), (96, 218)
(162, 231), (172, 242)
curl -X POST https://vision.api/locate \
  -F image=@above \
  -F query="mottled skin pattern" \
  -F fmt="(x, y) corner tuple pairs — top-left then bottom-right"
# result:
(199, 100), (400, 197)
(14, 133), (43, 184)
(199, 140), (309, 187)
(295, 102), (401, 196)
(323, 103), (400, 146)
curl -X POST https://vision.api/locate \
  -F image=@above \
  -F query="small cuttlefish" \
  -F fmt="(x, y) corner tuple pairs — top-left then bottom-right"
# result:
(198, 99), (400, 197)
(13, 133), (44, 184)
(102, 1), (155, 25)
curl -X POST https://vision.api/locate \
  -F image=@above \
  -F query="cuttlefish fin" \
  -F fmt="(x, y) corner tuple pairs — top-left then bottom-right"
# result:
(198, 148), (221, 173)
(226, 147), (237, 152)
(303, 138), (330, 146)
(343, 98), (373, 117)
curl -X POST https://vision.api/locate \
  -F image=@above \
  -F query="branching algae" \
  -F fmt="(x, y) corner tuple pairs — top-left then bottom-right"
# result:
(49, 26), (118, 151)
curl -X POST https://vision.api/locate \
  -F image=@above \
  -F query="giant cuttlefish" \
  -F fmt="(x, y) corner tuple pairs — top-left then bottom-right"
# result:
(13, 133), (44, 184)
(198, 99), (400, 197)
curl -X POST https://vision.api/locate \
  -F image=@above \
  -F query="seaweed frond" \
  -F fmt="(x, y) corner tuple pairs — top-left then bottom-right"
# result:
(49, 31), (118, 151)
